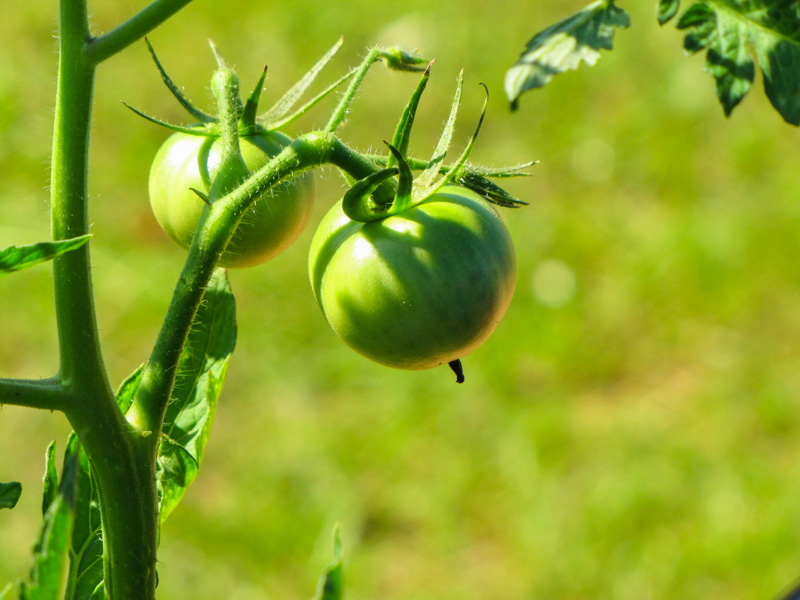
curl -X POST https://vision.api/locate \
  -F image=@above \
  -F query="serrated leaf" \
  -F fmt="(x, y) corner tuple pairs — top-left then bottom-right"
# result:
(0, 236), (91, 278)
(156, 437), (197, 523)
(0, 482), (22, 510)
(658, 0), (681, 25)
(312, 527), (343, 600)
(63, 434), (104, 600)
(157, 269), (236, 524)
(22, 450), (78, 600)
(505, 0), (630, 108)
(674, 0), (800, 125)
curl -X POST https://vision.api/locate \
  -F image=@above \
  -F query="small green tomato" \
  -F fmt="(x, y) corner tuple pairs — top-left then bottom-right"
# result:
(309, 184), (516, 371)
(149, 128), (314, 268)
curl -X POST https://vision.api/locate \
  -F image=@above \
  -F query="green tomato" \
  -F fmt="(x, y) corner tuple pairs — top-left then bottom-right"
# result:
(309, 185), (516, 371)
(149, 128), (314, 268)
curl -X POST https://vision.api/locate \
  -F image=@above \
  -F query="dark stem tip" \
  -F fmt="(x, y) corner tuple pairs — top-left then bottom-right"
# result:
(448, 359), (465, 384)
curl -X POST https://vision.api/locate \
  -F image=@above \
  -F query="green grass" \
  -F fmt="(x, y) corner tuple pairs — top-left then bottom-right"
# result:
(2, 1), (800, 598)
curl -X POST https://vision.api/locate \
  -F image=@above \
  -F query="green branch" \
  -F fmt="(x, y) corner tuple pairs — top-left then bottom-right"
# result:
(0, 377), (72, 412)
(86, 0), (195, 65)
(324, 46), (427, 132)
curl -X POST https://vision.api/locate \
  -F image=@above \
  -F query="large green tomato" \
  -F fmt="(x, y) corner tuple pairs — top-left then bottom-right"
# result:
(149, 128), (314, 268)
(309, 185), (516, 371)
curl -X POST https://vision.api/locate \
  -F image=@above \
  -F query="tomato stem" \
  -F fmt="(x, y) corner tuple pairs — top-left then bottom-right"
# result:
(0, 377), (72, 411)
(209, 67), (251, 202)
(46, 0), (197, 597)
(449, 360), (466, 384)
(324, 46), (426, 133)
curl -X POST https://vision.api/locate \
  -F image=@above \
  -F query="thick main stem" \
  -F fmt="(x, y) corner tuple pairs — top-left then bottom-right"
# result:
(53, 0), (159, 598)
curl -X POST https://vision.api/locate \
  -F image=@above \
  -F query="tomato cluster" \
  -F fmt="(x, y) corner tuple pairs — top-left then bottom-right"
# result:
(142, 43), (524, 380)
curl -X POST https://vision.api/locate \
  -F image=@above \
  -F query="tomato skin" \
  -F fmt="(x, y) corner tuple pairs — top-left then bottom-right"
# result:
(149, 129), (314, 268)
(309, 185), (516, 370)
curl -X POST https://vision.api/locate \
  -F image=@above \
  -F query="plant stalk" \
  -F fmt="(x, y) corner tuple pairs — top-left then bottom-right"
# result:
(51, 0), (165, 597)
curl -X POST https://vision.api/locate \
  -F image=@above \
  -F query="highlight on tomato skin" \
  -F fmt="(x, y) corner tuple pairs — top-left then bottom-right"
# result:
(308, 184), (517, 373)
(148, 128), (315, 269)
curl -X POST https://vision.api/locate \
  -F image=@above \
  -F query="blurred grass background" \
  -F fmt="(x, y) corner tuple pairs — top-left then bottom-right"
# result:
(2, 0), (800, 598)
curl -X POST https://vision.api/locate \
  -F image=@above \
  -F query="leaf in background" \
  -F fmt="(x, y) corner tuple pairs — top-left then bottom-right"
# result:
(0, 584), (12, 599)
(670, 1), (800, 125)
(19, 448), (78, 600)
(505, 0), (630, 109)
(157, 269), (236, 523)
(0, 235), (91, 278)
(0, 482), (22, 510)
(63, 434), (103, 600)
(312, 527), (343, 600)
(657, 0), (681, 25)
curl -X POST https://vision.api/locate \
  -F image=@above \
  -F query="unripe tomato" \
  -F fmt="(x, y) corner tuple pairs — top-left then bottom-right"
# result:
(149, 129), (314, 268)
(309, 185), (516, 370)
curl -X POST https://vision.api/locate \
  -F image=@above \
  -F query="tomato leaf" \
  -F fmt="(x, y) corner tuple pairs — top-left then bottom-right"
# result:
(41, 443), (58, 515)
(658, 0), (681, 25)
(0, 481), (22, 510)
(19, 447), (78, 600)
(669, 0), (800, 125)
(0, 236), (91, 279)
(116, 364), (144, 415)
(505, 0), (630, 109)
(312, 527), (344, 600)
(157, 268), (236, 524)
(62, 434), (104, 600)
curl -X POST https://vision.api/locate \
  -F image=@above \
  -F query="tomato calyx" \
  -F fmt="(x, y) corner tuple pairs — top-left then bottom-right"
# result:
(341, 64), (534, 224)
(125, 37), (355, 143)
